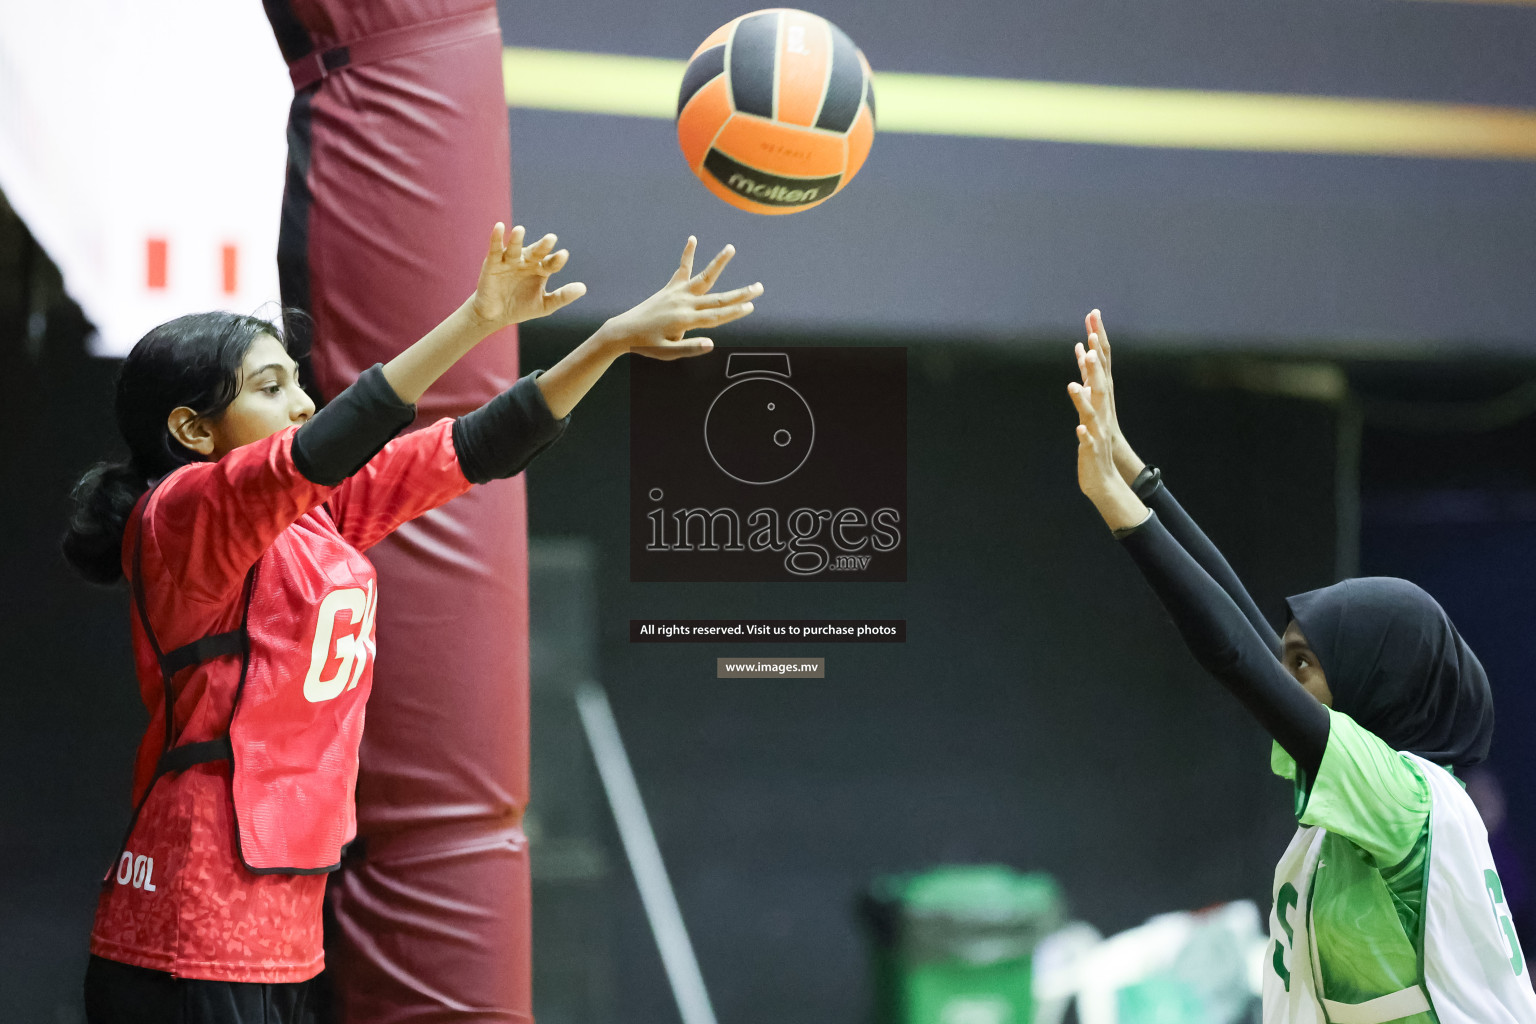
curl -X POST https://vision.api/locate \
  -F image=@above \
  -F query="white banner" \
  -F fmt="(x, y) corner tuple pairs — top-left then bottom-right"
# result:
(0, 0), (290, 356)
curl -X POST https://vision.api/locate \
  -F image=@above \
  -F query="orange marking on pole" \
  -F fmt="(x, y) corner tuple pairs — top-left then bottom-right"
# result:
(221, 244), (238, 295)
(146, 238), (167, 290)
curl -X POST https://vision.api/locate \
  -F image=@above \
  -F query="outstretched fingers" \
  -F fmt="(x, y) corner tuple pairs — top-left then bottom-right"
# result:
(692, 299), (756, 330)
(545, 281), (587, 313)
(635, 337), (715, 362)
(539, 248), (570, 275)
(669, 337), (716, 358)
(1084, 349), (1111, 394)
(522, 232), (559, 265)
(690, 244), (736, 292)
(698, 282), (763, 309)
(1078, 312), (1119, 429)
(671, 236), (700, 283)
(1067, 382), (1100, 430)
(489, 223), (528, 263)
(1088, 308), (1112, 372)
(1072, 342), (1106, 396)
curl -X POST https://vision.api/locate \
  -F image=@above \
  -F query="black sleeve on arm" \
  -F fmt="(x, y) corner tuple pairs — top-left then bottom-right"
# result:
(1136, 469), (1282, 658)
(1118, 512), (1329, 778)
(451, 371), (570, 485)
(292, 364), (417, 487)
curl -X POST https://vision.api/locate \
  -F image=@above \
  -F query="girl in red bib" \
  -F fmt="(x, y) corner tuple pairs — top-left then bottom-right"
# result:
(64, 226), (759, 1023)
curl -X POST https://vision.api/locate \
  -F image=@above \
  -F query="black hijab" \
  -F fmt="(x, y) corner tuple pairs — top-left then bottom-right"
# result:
(1285, 577), (1494, 768)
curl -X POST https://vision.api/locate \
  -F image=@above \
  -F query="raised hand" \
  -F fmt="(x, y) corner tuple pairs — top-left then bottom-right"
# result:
(1068, 336), (1147, 532)
(1068, 380), (1121, 506)
(601, 237), (762, 361)
(470, 223), (588, 329)
(1074, 309), (1145, 483)
(526, 239), (763, 419)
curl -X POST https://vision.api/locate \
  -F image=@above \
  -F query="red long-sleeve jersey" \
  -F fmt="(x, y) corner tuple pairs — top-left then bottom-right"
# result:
(91, 419), (472, 982)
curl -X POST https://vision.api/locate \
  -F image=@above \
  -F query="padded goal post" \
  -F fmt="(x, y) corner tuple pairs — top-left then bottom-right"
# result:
(265, 1), (533, 1019)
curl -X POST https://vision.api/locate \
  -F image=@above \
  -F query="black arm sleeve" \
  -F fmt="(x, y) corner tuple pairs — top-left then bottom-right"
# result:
(1118, 512), (1329, 777)
(1138, 475), (1282, 657)
(292, 363), (417, 487)
(451, 371), (570, 484)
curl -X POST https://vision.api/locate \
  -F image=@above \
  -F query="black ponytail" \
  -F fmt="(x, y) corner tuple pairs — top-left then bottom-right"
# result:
(61, 461), (153, 585)
(61, 309), (311, 585)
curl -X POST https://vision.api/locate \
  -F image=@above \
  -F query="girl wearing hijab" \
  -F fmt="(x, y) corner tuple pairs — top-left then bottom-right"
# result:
(1066, 310), (1535, 1023)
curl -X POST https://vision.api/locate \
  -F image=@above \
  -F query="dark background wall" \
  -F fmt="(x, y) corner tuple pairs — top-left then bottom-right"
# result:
(516, 327), (1341, 1023)
(1354, 362), (1536, 948)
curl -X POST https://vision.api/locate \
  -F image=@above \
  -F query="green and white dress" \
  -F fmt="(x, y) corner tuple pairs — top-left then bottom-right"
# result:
(1265, 709), (1535, 1023)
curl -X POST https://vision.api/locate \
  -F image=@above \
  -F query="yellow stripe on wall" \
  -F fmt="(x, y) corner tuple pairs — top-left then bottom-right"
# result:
(1393, 0), (1536, 6)
(504, 48), (684, 119)
(877, 73), (1536, 159)
(502, 46), (1536, 161)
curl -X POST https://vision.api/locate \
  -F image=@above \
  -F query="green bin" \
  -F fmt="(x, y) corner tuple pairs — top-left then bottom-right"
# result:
(860, 866), (1064, 1024)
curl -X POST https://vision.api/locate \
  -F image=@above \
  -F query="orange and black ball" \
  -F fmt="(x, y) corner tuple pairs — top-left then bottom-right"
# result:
(677, 9), (876, 215)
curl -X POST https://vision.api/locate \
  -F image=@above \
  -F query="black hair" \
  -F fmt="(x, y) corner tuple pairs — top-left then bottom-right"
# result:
(61, 309), (311, 585)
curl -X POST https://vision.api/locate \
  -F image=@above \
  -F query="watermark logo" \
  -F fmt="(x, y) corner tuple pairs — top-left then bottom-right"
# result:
(631, 347), (906, 582)
(705, 353), (815, 484)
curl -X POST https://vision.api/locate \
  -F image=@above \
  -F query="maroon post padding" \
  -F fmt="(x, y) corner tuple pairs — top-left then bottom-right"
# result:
(267, 1), (531, 1019)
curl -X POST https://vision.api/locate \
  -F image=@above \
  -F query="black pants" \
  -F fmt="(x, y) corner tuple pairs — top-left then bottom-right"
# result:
(84, 956), (316, 1024)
